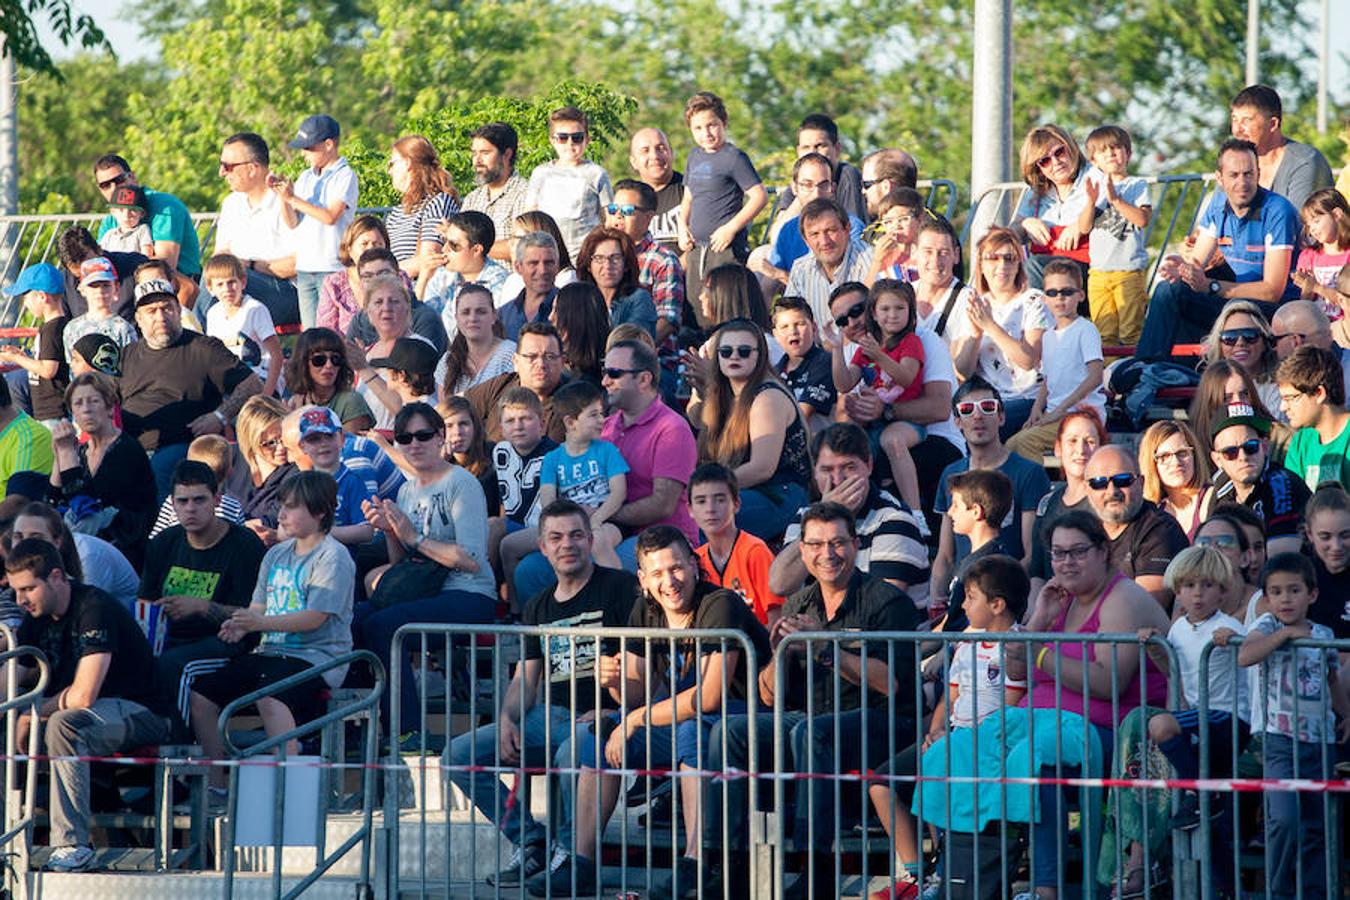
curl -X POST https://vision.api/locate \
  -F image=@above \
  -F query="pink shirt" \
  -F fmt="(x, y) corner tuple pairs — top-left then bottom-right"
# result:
(602, 396), (699, 542)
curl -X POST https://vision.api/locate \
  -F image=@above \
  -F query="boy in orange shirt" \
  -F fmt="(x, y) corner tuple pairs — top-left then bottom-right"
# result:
(689, 463), (784, 627)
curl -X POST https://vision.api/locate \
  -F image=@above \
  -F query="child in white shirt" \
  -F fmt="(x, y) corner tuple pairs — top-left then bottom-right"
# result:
(204, 253), (283, 397)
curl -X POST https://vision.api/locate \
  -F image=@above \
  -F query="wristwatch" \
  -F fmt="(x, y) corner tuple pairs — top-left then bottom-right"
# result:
(1208, 280), (1222, 295)
(212, 409), (227, 427)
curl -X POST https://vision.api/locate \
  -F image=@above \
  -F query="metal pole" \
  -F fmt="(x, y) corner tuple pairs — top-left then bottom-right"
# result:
(970, 0), (1013, 200)
(0, 37), (15, 217)
(1245, 0), (1259, 85)
(1316, 0), (1329, 133)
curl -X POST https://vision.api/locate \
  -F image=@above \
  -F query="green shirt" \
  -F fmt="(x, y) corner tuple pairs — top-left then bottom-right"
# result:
(0, 412), (54, 499)
(1283, 415), (1350, 489)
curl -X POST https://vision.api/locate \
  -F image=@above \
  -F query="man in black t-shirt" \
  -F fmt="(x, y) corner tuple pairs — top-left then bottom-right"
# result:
(7, 538), (170, 872)
(140, 462), (266, 724)
(1208, 403), (1309, 557)
(444, 500), (637, 887)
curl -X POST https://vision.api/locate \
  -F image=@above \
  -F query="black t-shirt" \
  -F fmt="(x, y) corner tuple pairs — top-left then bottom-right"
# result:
(1029, 484), (1091, 581)
(626, 582), (771, 703)
(650, 173), (685, 253)
(1211, 466), (1310, 539)
(139, 523), (267, 645)
(1108, 501), (1190, 579)
(31, 316), (70, 421)
(120, 330), (254, 451)
(943, 538), (1010, 632)
(775, 344), (836, 416)
(17, 582), (163, 712)
(1311, 555), (1350, 640)
(521, 566), (638, 714)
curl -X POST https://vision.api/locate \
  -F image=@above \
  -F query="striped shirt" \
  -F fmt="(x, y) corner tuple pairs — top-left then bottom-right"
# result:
(461, 173), (530, 247)
(342, 433), (405, 500)
(785, 238), (875, 329)
(0, 413), (53, 500)
(149, 492), (246, 538)
(385, 193), (459, 263)
(783, 485), (930, 607)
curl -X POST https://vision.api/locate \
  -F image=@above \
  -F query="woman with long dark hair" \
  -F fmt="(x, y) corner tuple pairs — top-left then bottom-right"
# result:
(285, 326), (374, 433)
(438, 396), (499, 516)
(550, 282), (610, 385)
(440, 284), (514, 396)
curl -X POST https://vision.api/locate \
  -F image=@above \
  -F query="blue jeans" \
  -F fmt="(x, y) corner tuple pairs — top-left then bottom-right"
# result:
(1263, 734), (1332, 900)
(998, 396), (1036, 442)
(245, 270), (301, 327)
(735, 481), (809, 543)
(352, 590), (497, 736)
(1029, 722), (1111, 891)
(295, 271), (330, 330)
(1135, 279), (1282, 360)
(443, 705), (593, 848)
(149, 442), (190, 504)
(513, 537), (639, 604)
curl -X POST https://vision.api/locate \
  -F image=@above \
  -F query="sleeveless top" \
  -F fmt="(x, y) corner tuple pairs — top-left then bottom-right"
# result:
(1026, 571), (1168, 728)
(753, 380), (811, 490)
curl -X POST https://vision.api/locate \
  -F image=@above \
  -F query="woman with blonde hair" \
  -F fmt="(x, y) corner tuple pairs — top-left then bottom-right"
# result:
(1138, 420), (1213, 540)
(237, 394), (295, 545)
(1201, 300), (1282, 419)
(385, 135), (459, 280)
(1011, 124), (1091, 287)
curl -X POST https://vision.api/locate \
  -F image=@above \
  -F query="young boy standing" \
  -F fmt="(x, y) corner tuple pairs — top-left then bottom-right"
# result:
(1007, 260), (1106, 464)
(524, 106), (613, 261)
(771, 296), (836, 434)
(940, 468), (1013, 631)
(677, 91), (768, 320)
(295, 406), (376, 548)
(1077, 125), (1152, 346)
(688, 463), (784, 628)
(276, 114), (359, 329)
(491, 388), (558, 604)
(204, 253), (283, 398)
(0, 263), (70, 428)
(1275, 345), (1350, 489)
(62, 258), (138, 362)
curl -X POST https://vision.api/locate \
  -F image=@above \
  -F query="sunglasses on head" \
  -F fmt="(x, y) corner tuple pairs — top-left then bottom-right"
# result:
(833, 301), (866, 327)
(1215, 438), (1262, 460)
(309, 352), (343, 368)
(394, 428), (441, 445)
(955, 398), (1001, 418)
(1219, 327), (1263, 346)
(717, 344), (755, 360)
(1087, 472), (1137, 491)
(553, 131), (586, 144)
(1036, 145), (1070, 169)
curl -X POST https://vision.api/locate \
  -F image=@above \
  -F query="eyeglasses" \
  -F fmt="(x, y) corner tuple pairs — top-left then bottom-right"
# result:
(1049, 544), (1095, 562)
(795, 179), (834, 192)
(218, 160), (254, 173)
(1043, 287), (1080, 298)
(1196, 534), (1239, 549)
(394, 428), (441, 445)
(1086, 472), (1138, 491)
(258, 438), (284, 451)
(956, 398), (1002, 418)
(1153, 446), (1194, 465)
(358, 268), (397, 280)
(981, 252), (1020, 264)
(717, 344), (756, 359)
(97, 171), (130, 191)
(309, 352), (343, 368)
(1036, 145), (1070, 169)
(517, 351), (562, 365)
(833, 300), (866, 327)
(591, 252), (625, 268)
(1219, 327), (1263, 346)
(553, 131), (586, 144)
(1215, 438), (1262, 460)
(603, 366), (641, 380)
(800, 537), (852, 553)
(605, 203), (646, 216)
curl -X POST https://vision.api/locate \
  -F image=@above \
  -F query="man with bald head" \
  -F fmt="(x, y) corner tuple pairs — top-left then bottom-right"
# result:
(860, 148), (919, 220)
(1083, 444), (1188, 607)
(1270, 299), (1350, 386)
(629, 128), (684, 253)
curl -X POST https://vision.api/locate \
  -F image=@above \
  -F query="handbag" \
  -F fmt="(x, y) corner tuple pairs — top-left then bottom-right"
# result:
(367, 552), (449, 609)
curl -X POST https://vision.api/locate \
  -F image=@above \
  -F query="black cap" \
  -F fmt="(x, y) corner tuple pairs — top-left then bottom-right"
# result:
(72, 332), (123, 377)
(1209, 402), (1271, 439)
(368, 337), (440, 376)
(288, 114), (340, 150)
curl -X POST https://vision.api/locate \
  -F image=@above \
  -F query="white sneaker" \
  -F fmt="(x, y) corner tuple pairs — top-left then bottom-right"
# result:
(47, 845), (95, 872)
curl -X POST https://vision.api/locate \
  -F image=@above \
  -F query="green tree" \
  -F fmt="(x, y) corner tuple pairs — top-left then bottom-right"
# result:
(0, 0), (110, 76)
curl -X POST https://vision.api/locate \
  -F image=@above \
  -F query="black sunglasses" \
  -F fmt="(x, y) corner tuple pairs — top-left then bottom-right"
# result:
(603, 367), (641, 379)
(394, 428), (441, 445)
(1043, 287), (1080, 298)
(97, 171), (129, 191)
(309, 352), (343, 368)
(1219, 327), (1263, 346)
(833, 301), (866, 327)
(717, 344), (755, 360)
(1215, 438), (1262, 460)
(553, 131), (586, 144)
(1086, 472), (1138, 491)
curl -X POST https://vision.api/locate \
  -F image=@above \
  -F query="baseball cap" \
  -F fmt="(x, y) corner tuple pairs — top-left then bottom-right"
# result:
(71, 333), (122, 377)
(3, 263), (65, 297)
(1209, 402), (1272, 439)
(287, 114), (340, 150)
(298, 406), (342, 440)
(133, 278), (178, 308)
(109, 184), (148, 212)
(78, 257), (117, 289)
(368, 337), (439, 376)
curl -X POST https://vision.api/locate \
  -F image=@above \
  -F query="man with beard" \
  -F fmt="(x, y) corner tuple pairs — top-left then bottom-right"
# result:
(119, 279), (262, 500)
(461, 122), (531, 262)
(1207, 402), (1309, 557)
(1082, 443), (1189, 608)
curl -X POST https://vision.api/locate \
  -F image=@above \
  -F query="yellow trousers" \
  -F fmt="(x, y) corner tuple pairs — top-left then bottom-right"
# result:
(1088, 268), (1148, 346)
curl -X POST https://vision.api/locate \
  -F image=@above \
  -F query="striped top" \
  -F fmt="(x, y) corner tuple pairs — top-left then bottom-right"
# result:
(0, 413), (54, 501)
(385, 193), (459, 263)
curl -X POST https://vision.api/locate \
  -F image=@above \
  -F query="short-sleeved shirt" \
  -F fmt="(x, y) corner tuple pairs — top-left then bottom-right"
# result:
(62, 312), (137, 363)
(1195, 187), (1299, 299)
(1107, 501), (1190, 579)
(1042, 316), (1106, 413)
(461, 173), (530, 246)
(947, 289), (1052, 401)
(1283, 420), (1350, 490)
(493, 437), (557, 526)
(0, 412), (53, 499)
(935, 454), (1051, 562)
(206, 297), (276, 377)
(1013, 169), (1093, 263)
(1210, 465), (1310, 540)
(696, 530), (785, 625)
(18, 582), (162, 711)
(521, 565), (638, 714)
(775, 344), (836, 416)
(649, 173), (685, 253)
(30, 315), (70, 421)
(540, 439), (628, 508)
(1085, 169), (1151, 271)
(1029, 484), (1091, 580)
(397, 465), (495, 598)
(253, 535), (354, 686)
(1310, 555), (1350, 640)
(684, 144), (761, 245)
(139, 523), (267, 645)
(525, 160), (613, 260)
(331, 463), (378, 528)
(1269, 140), (1334, 210)
(601, 397), (699, 543)
(120, 330), (255, 452)
(291, 157), (359, 273)
(1167, 612), (1247, 716)
(1246, 613), (1338, 741)
(343, 432), (404, 500)
(914, 328), (965, 452)
(216, 189), (293, 263)
(850, 332), (924, 404)
(385, 193), (459, 262)
(99, 187), (202, 276)
(949, 633), (1027, 728)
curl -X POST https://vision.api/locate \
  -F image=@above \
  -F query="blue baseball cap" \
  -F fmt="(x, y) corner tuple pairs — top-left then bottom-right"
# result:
(3, 263), (64, 297)
(288, 114), (340, 150)
(298, 406), (342, 440)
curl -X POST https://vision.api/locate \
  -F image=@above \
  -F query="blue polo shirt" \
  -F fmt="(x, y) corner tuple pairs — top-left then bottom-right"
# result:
(1196, 186), (1299, 299)
(767, 213), (866, 270)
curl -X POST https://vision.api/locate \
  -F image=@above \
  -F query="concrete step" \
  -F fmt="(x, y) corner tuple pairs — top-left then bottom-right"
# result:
(29, 869), (373, 899)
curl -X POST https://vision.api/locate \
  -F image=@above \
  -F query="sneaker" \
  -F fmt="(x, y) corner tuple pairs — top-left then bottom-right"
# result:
(47, 845), (95, 872)
(487, 840), (547, 886)
(870, 877), (920, 900)
(526, 847), (596, 897)
(396, 730), (445, 756)
(1170, 789), (1201, 831)
(920, 874), (943, 900)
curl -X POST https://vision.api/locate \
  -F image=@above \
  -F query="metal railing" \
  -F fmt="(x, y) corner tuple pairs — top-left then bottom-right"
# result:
(0, 643), (49, 896)
(217, 649), (385, 900)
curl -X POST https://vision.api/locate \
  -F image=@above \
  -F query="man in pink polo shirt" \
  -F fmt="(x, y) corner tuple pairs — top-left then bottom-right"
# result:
(510, 338), (698, 600)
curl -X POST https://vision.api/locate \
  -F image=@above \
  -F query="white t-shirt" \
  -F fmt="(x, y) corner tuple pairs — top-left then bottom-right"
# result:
(291, 157), (359, 272)
(1167, 611), (1248, 718)
(1245, 612), (1339, 742)
(949, 633), (1026, 728)
(217, 190), (294, 263)
(916, 327), (965, 452)
(206, 296), (277, 380)
(1085, 168), (1151, 272)
(947, 289), (1052, 401)
(1042, 316), (1106, 413)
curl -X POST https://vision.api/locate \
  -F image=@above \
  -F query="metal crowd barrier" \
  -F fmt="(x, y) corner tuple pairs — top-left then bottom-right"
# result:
(217, 649), (385, 900)
(0, 643), (50, 897)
